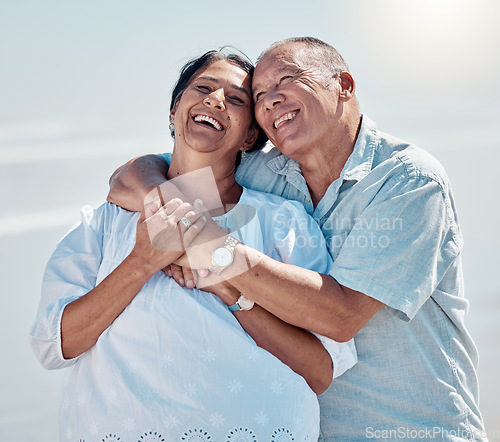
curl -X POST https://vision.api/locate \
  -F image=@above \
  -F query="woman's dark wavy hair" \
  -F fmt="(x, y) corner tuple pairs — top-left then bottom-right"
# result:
(169, 49), (268, 166)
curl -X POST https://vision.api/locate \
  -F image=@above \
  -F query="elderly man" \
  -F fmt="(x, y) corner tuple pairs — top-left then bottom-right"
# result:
(108, 37), (486, 440)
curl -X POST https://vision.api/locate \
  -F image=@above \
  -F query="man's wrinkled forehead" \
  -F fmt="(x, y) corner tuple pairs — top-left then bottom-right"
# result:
(253, 45), (302, 85)
(259, 43), (305, 69)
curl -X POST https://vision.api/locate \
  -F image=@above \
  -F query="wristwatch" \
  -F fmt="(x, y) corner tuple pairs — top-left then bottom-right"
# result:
(228, 295), (255, 312)
(209, 235), (239, 275)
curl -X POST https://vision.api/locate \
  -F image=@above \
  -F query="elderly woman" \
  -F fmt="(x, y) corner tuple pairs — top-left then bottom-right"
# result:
(30, 50), (355, 441)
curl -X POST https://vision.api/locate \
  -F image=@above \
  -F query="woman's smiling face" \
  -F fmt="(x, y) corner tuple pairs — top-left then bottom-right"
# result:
(170, 60), (257, 157)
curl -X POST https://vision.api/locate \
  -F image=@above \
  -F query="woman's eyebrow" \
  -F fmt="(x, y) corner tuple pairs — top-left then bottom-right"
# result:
(196, 75), (251, 98)
(195, 75), (218, 83)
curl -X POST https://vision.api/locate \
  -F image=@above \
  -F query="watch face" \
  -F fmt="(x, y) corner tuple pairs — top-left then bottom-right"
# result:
(213, 247), (233, 267)
(239, 296), (254, 310)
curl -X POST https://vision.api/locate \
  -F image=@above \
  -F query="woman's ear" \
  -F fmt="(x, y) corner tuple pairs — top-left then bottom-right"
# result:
(169, 98), (181, 121)
(243, 126), (259, 149)
(169, 108), (176, 139)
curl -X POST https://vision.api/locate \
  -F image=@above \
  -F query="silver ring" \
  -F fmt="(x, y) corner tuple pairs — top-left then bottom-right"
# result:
(180, 217), (192, 228)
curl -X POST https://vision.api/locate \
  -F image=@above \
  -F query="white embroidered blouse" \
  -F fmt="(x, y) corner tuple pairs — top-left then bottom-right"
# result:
(30, 187), (356, 441)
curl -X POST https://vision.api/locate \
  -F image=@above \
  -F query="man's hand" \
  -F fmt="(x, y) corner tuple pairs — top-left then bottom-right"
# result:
(108, 155), (170, 212)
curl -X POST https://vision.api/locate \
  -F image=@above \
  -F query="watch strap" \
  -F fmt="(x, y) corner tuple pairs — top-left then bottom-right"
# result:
(228, 294), (254, 312)
(228, 302), (242, 312)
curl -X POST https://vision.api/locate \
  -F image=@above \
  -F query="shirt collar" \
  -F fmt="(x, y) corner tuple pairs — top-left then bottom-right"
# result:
(265, 148), (311, 197)
(266, 150), (302, 177)
(341, 114), (378, 183)
(264, 114), (379, 184)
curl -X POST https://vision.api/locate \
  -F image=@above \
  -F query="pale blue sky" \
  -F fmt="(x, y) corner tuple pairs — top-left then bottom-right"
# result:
(1, 0), (499, 146)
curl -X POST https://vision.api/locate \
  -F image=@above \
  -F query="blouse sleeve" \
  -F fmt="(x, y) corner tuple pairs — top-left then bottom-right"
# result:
(268, 199), (357, 379)
(29, 205), (103, 370)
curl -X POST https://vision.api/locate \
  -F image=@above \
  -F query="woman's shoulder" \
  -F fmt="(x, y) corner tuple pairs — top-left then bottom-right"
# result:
(83, 202), (139, 238)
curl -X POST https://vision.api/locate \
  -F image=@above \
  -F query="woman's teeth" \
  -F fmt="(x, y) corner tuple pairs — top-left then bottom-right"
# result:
(194, 115), (223, 131)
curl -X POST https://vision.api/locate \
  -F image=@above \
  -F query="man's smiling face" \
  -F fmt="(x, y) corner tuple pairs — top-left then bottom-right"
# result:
(252, 43), (343, 161)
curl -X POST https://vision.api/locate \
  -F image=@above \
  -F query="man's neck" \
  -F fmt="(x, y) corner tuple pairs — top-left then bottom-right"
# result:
(300, 114), (362, 207)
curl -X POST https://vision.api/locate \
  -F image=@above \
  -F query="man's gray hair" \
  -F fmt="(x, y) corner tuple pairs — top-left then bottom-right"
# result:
(257, 37), (350, 89)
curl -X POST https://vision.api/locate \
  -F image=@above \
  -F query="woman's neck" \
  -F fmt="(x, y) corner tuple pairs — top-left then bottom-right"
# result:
(167, 144), (243, 215)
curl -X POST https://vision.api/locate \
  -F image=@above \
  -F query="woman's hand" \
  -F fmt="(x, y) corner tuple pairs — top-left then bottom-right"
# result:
(201, 279), (240, 306)
(130, 197), (206, 276)
(162, 264), (210, 289)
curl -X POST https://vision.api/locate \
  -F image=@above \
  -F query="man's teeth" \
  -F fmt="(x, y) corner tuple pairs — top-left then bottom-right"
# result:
(194, 115), (223, 131)
(274, 112), (296, 129)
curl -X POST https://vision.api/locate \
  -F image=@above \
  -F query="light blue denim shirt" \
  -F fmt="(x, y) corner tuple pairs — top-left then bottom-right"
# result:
(159, 116), (485, 440)
(232, 116), (486, 441)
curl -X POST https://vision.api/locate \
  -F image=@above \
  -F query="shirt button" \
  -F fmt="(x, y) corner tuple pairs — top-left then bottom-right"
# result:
(305, 197), (310, 202)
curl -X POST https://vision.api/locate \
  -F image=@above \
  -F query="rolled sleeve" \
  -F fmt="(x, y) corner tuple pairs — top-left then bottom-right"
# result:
(29, 206), (103, 369)
(29, 296), (82, 370)
(312, 333), (357, 379)
(328, 174), (461, 321)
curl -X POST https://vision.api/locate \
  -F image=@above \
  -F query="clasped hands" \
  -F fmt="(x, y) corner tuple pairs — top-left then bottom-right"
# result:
(131, 194), (240, 302)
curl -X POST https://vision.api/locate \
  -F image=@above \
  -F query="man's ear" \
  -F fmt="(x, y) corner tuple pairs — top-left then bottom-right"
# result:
(243, 126), (259, 149)
(339, 72), (355, 101)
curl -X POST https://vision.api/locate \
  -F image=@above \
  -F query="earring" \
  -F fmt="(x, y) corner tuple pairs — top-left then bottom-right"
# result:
(241, 148), (247, 160)
(169, 120), (175, 138)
